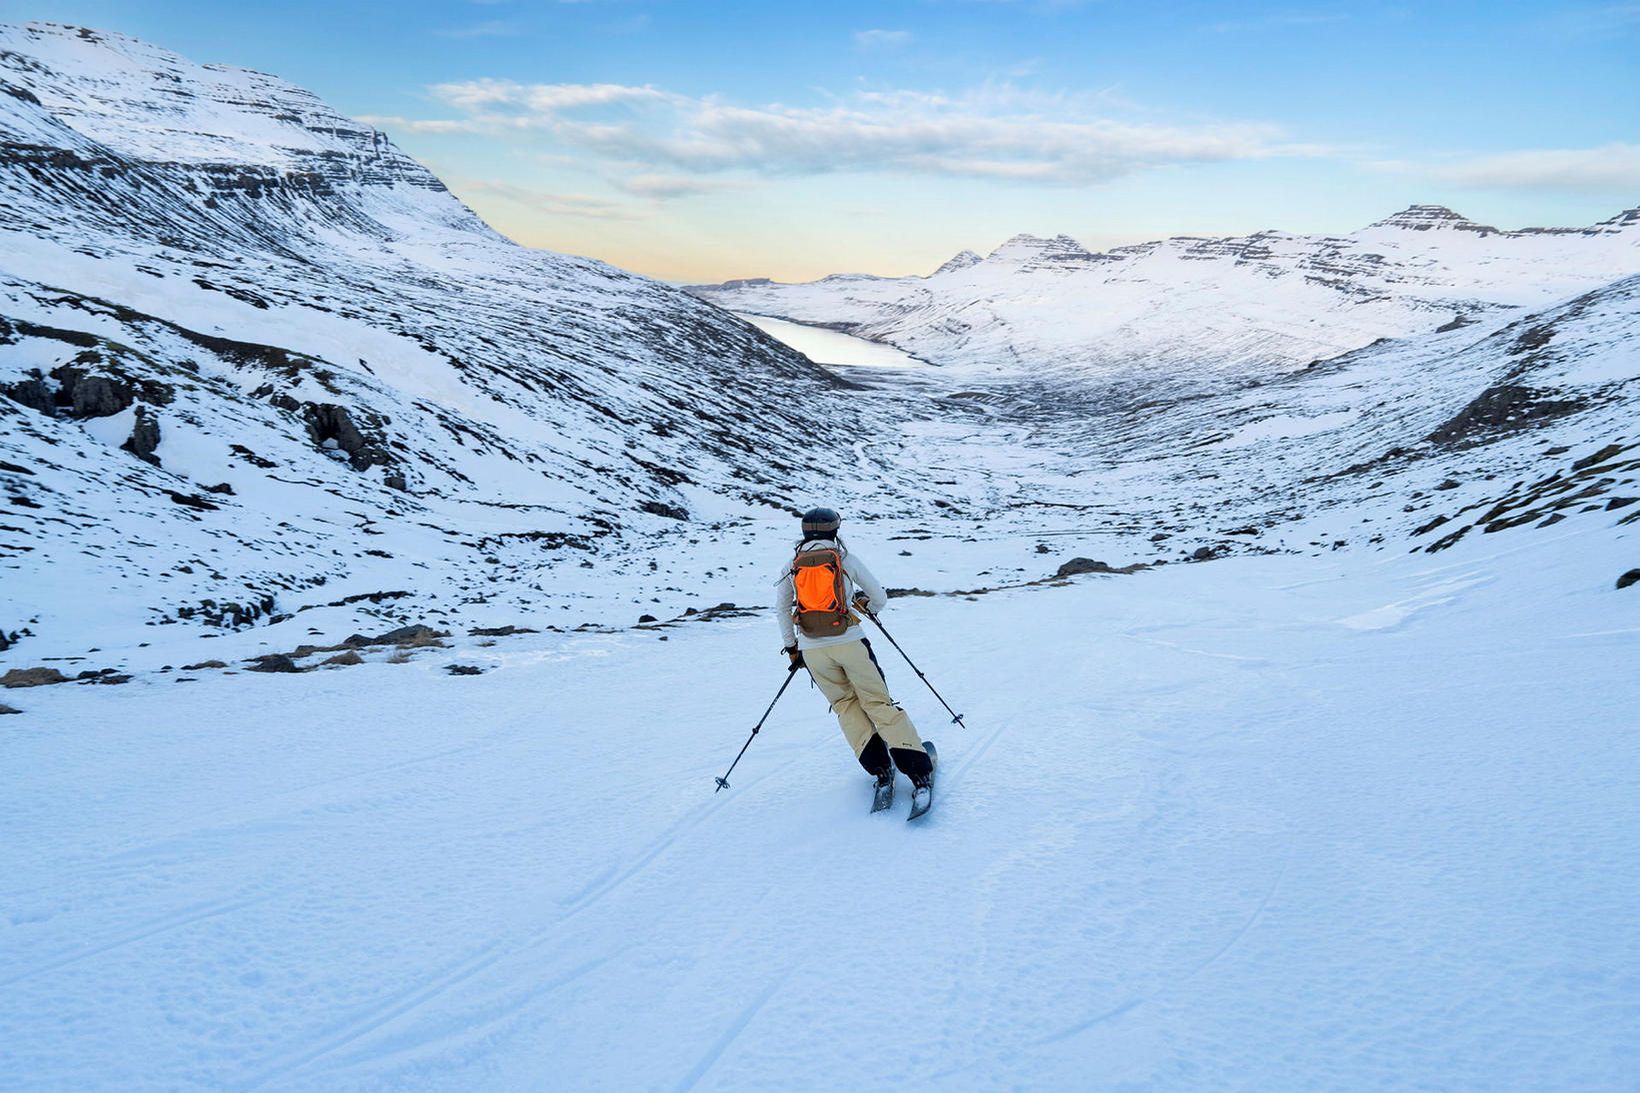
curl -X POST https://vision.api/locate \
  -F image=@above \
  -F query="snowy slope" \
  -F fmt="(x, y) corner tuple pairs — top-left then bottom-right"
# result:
(0, 23), (909, 653)
(2, 516), (1634, 1090)
(691, 204), (1640, 381)
(3, 21), (1637, 670)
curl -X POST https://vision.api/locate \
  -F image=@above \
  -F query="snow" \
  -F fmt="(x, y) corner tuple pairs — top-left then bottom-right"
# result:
(1216, 410), (1358, 448)
(3, 522), (1636, 1090)
(693, 207), (1640, 384)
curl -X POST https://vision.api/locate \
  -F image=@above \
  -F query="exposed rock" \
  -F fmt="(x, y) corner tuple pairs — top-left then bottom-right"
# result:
(175, 596), (273, 628)
(445, 663), (485, 676)
(0, 350), (173, 420)
(2, 667), (69, 688)
(202, 481), (235, 495)
(1427, 384), (1586, 447)
(469, 625), (537, 637)
(1054, 558), (1136, 577)
(379, 624), (448, 647)
(1618, 569), (1640, 591)
(245, 654), (302, 673)
(121, 405), (162, 464)
(0, 703), (20, 714)
(301, 403), (393, 472)
(1607, 497), (1638, 510)
(641, 501), (689, 521)
(887, 588), (937, 598)
(323, 650), (364, 666)
(167, 490), (219, 511)
(1192, 546), (1217, 561)
(1414, 514), (1451, 536)
(181, 659), (227, 670)
(55, 366), (132, 417)
(1435, 479), (1461, 490)
(1574, 443), (1626, 471)
(1, 374), (55, 414)
(694, 602), (757, 620)
(637, 614), (659, 624)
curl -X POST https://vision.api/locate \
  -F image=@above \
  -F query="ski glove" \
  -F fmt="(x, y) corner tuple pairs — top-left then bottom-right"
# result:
(783, 645), (804, 672)
(852, 592), (873, 614)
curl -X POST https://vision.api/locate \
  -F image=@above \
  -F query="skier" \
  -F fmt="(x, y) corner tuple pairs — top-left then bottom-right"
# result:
(776, 507), (936, 816)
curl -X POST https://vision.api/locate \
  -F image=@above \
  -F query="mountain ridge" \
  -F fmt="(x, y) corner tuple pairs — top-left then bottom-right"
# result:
(690, 201), (1640, 380)
(0, 21), (897, 654)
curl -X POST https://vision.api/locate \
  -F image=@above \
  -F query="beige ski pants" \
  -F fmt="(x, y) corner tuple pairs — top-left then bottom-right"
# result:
(802, 639), (923, 758)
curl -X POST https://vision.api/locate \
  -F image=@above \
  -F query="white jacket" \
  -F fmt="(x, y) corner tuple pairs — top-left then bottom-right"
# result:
(774, 538), (889, 651)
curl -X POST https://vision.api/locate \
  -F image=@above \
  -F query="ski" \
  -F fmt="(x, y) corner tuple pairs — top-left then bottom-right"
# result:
(907, 741), (937, 821)
(870, 774), (895, 813)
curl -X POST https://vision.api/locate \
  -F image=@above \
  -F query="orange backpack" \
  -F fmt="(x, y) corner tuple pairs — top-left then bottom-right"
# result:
(791, 545), (853, 638)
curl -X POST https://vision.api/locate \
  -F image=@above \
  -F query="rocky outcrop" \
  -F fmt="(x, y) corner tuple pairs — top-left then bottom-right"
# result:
(1426, 385), (1586, 447)
(52, 363), (134, 417)
(0, 323), (176, 422)
(2, 666), (68, 688)
(641, 501), (689, 521)
(301, 403), (393, 471)
(1054, 558), (1143, 577)
(245, 654), (302, 673)
(340, 624), (449, 648)
(121, 405), (161, 464)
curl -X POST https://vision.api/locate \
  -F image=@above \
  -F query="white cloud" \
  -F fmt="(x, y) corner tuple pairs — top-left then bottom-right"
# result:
(453, 179), (641, 220)
(382, 78), (1317, 192)
(356, 114), (477, 135)
(614, 173), (744, 199)
(1434, 143), (1640, 195)
(431, 79), (673, 114)
(854, 29), (912, 49)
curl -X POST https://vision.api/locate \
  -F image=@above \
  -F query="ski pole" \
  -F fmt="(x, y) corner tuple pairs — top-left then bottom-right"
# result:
(858, 605), (966, 728)
(713, 667), (800, 792)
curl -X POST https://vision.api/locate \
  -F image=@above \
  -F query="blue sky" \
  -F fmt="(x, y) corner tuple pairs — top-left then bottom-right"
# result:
(7, 1), (1638, 280)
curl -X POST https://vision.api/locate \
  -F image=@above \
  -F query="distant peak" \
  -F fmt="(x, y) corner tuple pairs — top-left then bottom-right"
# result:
(1367, 205), (1495, 233)
(985, 233), (1093, 263)
(1592, 206), (1640, 231)
(931, 250), (982, 276)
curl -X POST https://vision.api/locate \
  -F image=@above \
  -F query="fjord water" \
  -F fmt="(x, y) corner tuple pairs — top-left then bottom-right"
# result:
(736, 313), (925, 368)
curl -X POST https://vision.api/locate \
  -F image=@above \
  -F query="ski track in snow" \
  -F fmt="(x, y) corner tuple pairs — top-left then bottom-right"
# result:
(6, 525), (1638, 1090)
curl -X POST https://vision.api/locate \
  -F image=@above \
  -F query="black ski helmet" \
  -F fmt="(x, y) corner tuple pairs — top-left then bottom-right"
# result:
(800, 507), (841, 535)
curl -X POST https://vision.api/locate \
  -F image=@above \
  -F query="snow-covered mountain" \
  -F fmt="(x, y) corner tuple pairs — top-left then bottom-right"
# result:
(0, 23), (898, 650)
(2, 20), (1635, 668)
(691, 203), (1640, 381)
